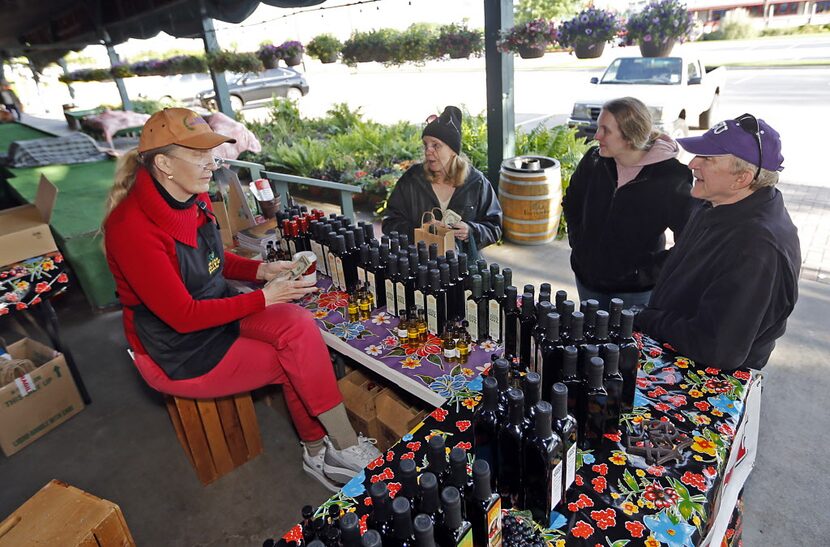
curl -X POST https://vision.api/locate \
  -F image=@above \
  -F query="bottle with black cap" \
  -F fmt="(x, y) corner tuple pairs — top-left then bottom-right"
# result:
(418, 242), (429, 264)
(301, 504), (315, 544)
(578, 357), (608, 450)
(339, 512), (362, 547)
(492, 358), (511, 420)
(464, 263), (479, 303)
(436, 487), (473, 547)
(322, 522), (341, 547)
(415, 265), (429, 317)
(428, 242), (439, 261)
(522, 284), (535, 301)
(476, 259), (488, 277)
(448, 447), (473, 517)
(519, 293), (536, 372)
(617, 309), (640, 415)
(582, 299), (599, 340)
(497, 388), (524, 509)
(560, 346), (580, 418)
(503, 286), (521, 366)
(465, 275), (485, 343)
(361, 530), (382, 547)
(488, 274), (505, 344)
(578, 344), (598, 383)
(570, 310), (586, 352)
(342, 230), (360, 292)
(590, 310), (611, 346)
(427, 435), (449, 485)
(307, 220), (324, 275)
(357, 243), (370, 287)
(539, 282), (551, 298)
(333, 234), (348, 292)
(540, 312), (563, 400)
(399, 457), (419, 502)
(397, 256), (415, 315)
(368, 481), (394, 543)
(551, 382), (577, 513)
(501, 268), (512, 289)
(608, 298), (624, 343)
(325, 232), (342, 290)
(391, 497), (417, 547)
(522, 400), (564, 525)
(413, 514), (437, 547)
(488, 263), (500, 287)
(554, 290), (567, 315)
(521, 372), (542, 440)
(532, 301), (554, 374)
(473, 376), (500, 483)
(427, 268), (447, 335)
(385, 257), (400, 316)
(362, 222), (376, 246)
(390, 235), (401, 255)
(439, 263), (454, 322)
(469, 459), (503, 547)
(368, 247), (386, 309)
(447, 258), (462, 321)
(601, 343), (623, 435)
(417, 472), (442, 523)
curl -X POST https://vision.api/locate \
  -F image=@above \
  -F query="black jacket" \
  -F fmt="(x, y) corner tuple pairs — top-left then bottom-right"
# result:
(562, 146), (694, 293)
(636, 187), (801, 370)
(382, 163), (503, 248)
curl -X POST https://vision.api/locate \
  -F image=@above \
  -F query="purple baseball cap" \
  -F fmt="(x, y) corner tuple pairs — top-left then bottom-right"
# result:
(677, 117), (784, 172)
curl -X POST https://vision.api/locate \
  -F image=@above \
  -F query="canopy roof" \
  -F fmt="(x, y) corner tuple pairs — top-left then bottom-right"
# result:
(0, 0), (325, 67)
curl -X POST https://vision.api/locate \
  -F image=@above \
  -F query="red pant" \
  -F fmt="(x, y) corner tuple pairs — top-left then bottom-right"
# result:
(133, 304), (342, 441)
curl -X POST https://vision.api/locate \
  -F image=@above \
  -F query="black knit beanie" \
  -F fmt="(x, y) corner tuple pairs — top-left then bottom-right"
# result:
(422, 106), (463, 154)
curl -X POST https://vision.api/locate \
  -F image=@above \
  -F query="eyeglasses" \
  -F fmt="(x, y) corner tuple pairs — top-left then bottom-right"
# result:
(169, 155), (227, 171)
(735, 113), (762, 181)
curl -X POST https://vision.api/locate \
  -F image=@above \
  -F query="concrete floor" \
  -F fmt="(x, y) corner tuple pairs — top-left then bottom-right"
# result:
(1, 233), (828, 545)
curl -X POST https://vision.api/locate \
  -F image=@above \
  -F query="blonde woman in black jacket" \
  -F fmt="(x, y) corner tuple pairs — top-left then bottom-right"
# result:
(382, 106), (502, 256)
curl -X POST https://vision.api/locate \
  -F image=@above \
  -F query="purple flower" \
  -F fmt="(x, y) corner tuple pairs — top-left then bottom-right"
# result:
(644, 34), (652, 42)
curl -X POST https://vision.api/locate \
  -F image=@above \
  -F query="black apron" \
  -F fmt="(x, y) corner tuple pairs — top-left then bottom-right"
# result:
(133, 202), (240, 380)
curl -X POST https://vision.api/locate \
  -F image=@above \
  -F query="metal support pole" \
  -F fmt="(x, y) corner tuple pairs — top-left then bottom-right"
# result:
(56, 58), (76, 100)
(483, 0), (515, 189)
(200, 11), (233, 117)
(103, 40), (132, 111)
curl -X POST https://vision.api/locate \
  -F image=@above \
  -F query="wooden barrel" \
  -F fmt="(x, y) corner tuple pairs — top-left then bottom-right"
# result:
(498, 155), (561, 245)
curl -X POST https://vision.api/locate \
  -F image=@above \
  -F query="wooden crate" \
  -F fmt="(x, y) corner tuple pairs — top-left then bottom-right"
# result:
(0, 479), (135, 546)
(166, 392), (263, 485)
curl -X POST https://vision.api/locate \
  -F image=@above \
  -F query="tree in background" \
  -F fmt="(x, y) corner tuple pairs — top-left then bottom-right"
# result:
(514, 0), (582, 23)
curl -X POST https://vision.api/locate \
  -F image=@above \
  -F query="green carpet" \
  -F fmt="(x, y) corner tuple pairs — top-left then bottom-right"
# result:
(6, 160), (118, 309)
(0, 122), (54, 153)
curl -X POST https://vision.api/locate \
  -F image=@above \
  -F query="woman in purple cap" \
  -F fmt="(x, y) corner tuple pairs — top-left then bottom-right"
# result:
(562, 96), (695, 311)
(382, 106), (502, 257)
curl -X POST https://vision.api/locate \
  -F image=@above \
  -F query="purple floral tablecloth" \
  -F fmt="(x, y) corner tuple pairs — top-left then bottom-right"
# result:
(277, 324), (754, 547)
(0, 251), (69, 317)
(299, 280), (502, 402)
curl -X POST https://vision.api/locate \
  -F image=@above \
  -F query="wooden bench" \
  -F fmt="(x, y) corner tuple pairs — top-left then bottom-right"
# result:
(165, 393), (263, 485)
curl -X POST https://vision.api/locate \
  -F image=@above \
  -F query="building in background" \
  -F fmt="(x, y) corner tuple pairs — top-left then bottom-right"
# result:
(688, 0), (830, 31)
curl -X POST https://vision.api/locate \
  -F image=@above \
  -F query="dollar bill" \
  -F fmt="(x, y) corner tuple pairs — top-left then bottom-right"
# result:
(267, 254), (313, 286)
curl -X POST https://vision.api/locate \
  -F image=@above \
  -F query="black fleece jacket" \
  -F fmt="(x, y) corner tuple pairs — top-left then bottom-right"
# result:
(562, 146), (694, 293)
(381, 163), (503, 248)
(636, 186), (801, 370)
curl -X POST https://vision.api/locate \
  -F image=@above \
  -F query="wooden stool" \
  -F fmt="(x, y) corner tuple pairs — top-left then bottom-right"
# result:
(165, 393), (263, 485)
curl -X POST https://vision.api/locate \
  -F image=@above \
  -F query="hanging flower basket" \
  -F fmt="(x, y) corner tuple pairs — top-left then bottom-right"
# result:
(276, 41), (305, 67)
(307, 34), (343, 64)
(319, 52), (338, 64)
(518, 45), (547, 59)
(573, 41), (605, 59)
(639, 38), (676, 57)
(284, 53), (303, 66)
(262, 57), (279, 69)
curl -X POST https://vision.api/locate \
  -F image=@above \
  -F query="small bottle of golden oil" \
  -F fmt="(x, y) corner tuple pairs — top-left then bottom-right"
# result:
(417, 309), (428, 342)
(396, 309), (410, 347)
(347, 293), (360, 322)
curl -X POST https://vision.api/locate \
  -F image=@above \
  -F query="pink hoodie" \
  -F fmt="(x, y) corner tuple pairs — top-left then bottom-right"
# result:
(616, 134), (680, 188)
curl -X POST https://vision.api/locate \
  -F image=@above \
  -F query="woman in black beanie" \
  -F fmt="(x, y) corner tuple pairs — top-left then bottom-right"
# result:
(382, 106), (502, 255)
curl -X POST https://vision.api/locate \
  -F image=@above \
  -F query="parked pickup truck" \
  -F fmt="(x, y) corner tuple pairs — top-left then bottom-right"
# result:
(567, 55), (726, 139)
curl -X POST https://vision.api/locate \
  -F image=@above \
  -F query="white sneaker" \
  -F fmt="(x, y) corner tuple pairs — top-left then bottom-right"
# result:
(302, 440), (343, 493)
(323, 435), (383, 483)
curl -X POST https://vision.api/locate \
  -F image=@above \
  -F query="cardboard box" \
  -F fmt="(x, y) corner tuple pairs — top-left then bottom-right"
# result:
(337, 369), (384, 444)
(375, 388), (428, 451)
(0, 338), (85, 456)
(0, 479), (136, 546)
(0, 175), (58, 266)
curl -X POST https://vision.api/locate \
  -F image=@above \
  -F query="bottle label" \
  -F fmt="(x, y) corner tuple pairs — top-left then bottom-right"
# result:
(367, 271), (377, 304)
(289, 240), (297, 256)
(458, 527), (474, 547)
(357, 266), (367, 286)
(465, 289), (472, 302)
(466, 300), (479, 341)
(280, 238), (289, 253)
(529, 338), (537, 372)
(486, 497), (503, 547)
(396, 282), (407, 318)
(335, 257), (346, 291)
(385, 279), (397, 315)
(415, 290), (426, 313)
(327, 251), (340, 289)
(566, 442), (577, 490)
(551, 460), (564, 509)
(488, 300), (501, 342)
(443, 347), (457, 359)
(311, 241), (324, 274)
(397, 327), (408, 338)
(426, 295), (438, 333)
(319, 245), (329, 275)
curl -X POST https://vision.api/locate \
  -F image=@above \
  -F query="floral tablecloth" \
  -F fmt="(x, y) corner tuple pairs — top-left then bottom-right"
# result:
(0, 252), (69, 317)
(277, 326), (753, 547)
(299, 280), (502, 402)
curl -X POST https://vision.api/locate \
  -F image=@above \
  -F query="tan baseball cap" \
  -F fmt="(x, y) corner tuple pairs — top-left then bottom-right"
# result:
(138, 108), (235, 153)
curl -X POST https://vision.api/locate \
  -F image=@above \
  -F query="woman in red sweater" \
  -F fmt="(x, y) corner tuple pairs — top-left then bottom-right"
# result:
(103, 108), (379, 491)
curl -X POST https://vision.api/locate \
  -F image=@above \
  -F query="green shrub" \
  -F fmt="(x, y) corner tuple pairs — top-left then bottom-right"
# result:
(718, 9), (757, 40)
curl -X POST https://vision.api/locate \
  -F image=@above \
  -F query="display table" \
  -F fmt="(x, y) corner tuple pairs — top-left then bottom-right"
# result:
(0, 251), (91, 404)
(271, 297), (759, 546)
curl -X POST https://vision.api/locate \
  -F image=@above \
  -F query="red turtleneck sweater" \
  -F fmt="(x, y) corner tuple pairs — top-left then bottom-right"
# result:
(104, 168), (264, 354)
